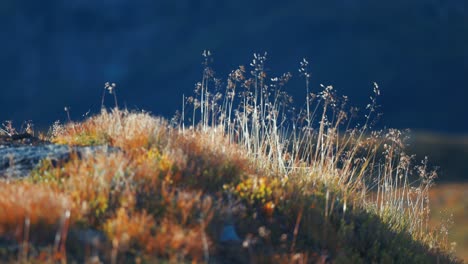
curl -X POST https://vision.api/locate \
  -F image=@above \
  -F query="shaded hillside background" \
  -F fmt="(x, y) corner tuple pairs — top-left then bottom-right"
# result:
(0, 0), (467, 260)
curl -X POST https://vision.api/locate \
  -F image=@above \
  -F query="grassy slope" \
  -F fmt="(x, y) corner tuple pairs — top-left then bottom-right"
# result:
(0, 56), (464, 263)
(0, 108), (461, 263)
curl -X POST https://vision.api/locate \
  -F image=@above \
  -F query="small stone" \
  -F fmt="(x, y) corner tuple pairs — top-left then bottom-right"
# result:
(0, 144), (118, 178)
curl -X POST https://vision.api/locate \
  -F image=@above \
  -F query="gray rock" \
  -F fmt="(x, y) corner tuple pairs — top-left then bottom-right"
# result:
(0, 144), (118, 178)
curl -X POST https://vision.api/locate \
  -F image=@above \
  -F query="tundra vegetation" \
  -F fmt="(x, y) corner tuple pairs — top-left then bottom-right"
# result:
(0, 53), (461, 263)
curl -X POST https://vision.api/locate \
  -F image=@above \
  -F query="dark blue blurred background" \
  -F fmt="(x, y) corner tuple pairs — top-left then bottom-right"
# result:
(1, 0), (467, 133)
(2, 0), (467, 133)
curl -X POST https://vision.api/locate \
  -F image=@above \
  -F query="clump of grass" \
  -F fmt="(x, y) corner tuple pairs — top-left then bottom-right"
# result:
(0, 182), (70, 237)
(103, 207), (156, 262)
(0, 53), (461, 263)
(52, 108), (168, 150)
(179, 51), (459, 262)
(0, 181), (71, 262)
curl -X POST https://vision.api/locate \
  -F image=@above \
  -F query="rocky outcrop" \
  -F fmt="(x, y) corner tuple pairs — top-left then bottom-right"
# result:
(0, 134), (117, 178)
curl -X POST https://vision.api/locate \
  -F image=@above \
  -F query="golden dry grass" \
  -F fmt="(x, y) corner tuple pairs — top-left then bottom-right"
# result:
(0, 182), (70, 237)
(0, 108), (461, 263)
(0, 54), (463, 263)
